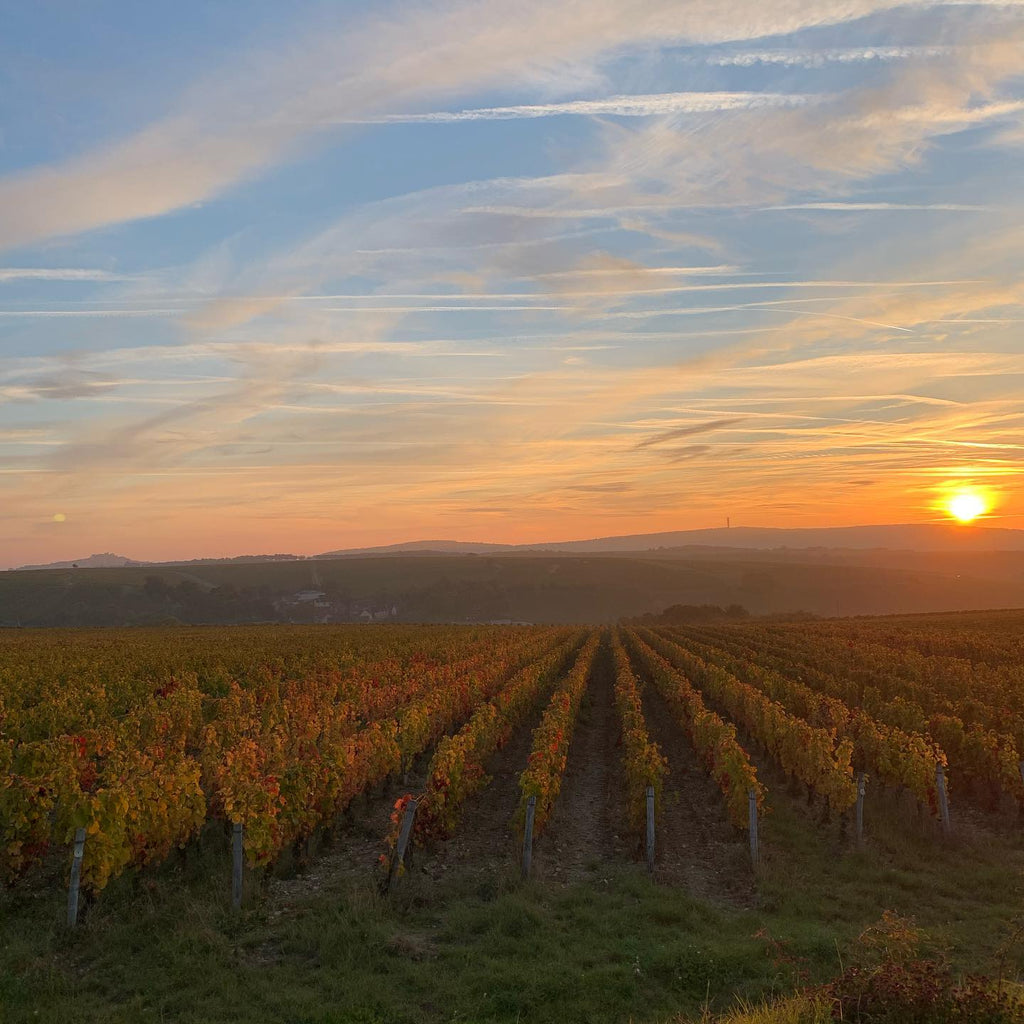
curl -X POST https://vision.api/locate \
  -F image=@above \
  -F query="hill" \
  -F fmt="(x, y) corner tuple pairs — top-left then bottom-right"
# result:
(313, 523), (1024, 558)
(16, 552), (141, 571)
(522, 522), (1024, 553)
(20, 523), (1024, 574)
(4, 546), (1024, 626)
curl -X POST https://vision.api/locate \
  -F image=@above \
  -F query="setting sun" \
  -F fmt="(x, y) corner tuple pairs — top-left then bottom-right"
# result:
(947, 490), (988, 524)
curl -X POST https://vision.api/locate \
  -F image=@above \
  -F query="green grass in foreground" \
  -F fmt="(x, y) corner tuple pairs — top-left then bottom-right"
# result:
(2, 784), (1023, 1023)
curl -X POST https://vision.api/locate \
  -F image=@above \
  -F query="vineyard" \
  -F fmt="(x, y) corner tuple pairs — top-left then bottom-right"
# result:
(3, 613), (1024, 1023)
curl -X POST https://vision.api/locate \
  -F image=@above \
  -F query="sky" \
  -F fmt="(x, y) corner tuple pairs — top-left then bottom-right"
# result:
(2, 0), (1024, 567)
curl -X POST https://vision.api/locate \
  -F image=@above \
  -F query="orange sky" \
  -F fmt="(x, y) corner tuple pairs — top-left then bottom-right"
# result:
(2, 1), (1023, 567)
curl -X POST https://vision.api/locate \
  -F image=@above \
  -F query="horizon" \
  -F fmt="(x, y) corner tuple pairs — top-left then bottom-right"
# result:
(9, 517), (1022, 571)
(3, 2), (1023, 567)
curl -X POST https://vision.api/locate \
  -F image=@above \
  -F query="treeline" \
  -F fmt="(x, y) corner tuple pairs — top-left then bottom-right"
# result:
(2, 577), (281, 628)
(627, 602), (751, 625)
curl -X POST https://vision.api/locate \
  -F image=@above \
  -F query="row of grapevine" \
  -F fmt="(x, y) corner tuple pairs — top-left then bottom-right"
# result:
(636, 629), (857, 815)
(163, 627), (572, 873)
(701, 622), (1024, 734)
(3, 681), (208, 891)
(685, 625), (1023, 804)
(609, 631), (668, 836)
(795, 617), (1024, 669)
(623, 629), (763, 828)
(1, 624), (511, 741)
(1, 626), (565, 892)
(516, 631), (603, 836)
(411, 630), (586, 841)
(660, 629), (946, 812)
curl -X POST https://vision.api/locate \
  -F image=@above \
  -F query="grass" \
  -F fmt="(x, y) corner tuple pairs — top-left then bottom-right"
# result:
(2, 776), (1023, 1024)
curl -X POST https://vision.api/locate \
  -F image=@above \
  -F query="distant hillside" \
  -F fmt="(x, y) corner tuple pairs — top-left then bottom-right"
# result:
(4, 547), (1024, 627)
(16, 552), (141, 571)
(522, 523), (1024, 553)
(314, 523), (1024, 558)
(17, 552), (304, 571)
(315, 540), (512, 558)
(17, 523), (1024, 575)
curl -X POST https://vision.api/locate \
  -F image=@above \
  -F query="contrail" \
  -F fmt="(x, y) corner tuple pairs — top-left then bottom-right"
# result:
(748, 306), (914, 332)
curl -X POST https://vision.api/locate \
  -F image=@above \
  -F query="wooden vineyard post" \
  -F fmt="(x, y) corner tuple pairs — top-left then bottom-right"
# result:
(748, 789), (759, 868)
(386, 798), (418, 892)
(936, 765), (951, 837)
(521, 795), (537, 880)
(231, 822), (244, 910)
(67, 827), (86, 927)
(855, 772), (866, 846)
(645, 785), (655, 876)
(1018, 761), (1024, 792)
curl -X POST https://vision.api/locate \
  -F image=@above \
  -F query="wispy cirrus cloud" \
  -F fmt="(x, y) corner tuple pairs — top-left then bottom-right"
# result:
(0, 267), (130, 282)
(5, 0), (1024, 564)
(0, 308), (179, 318)
(635, 417), (748, 449)
(341, 91), (813, 123)
(0, 0), (1018, 251)
(169, 18), (1024, 334)
(704, 46), (951, 67)
(760, 202), (997, 211)
(0, 370), (120, 402)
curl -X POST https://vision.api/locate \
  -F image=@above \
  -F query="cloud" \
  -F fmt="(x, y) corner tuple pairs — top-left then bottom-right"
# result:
(584, 28), (1024, 214)
(6, 2), (1024, 563)
(0, 268), (129, 282)
(564, 481), (634, 493)
(0, 370), (120, 402)
(1, 0), (1018, 250)
(343, 91), (813, 123)
(705, 46), (951, 67)
(760, 202), (996, 212)
(192, 17), (1021, 332)
(635, 418), (748, 449)
(664, 444), (714, 462)
(0, 309), (178, 318)
(531, 264), (738, 278)
(9, 331), (1024, 562)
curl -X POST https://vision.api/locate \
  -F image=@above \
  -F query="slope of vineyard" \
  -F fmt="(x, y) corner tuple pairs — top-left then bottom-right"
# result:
(636, 628), (857, 815)
(4, 612), (1024, 1024)
(624, 629), (763, 828)
(408, 629), (584, 841)
(684, 622), (1024, 807)
(0, 624), (564, 890)
(516, 630), (602, 836)
(656, 628), (947, 812)
(610, 630), (668, 836)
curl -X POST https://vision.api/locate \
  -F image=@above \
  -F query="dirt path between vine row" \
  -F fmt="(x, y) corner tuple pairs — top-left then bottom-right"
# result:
(416, 688), (554, 885)
(265, 646), (577, 910)
(530, 638), (632, 883)
(263, 757), (430, 917)
(637, 674), (756, 906)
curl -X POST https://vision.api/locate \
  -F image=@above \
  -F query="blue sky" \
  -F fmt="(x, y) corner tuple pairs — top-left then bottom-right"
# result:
(2, 0), (1023, 565)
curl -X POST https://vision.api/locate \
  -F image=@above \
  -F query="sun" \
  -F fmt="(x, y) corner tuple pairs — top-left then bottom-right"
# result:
(947, 490), (988, 524)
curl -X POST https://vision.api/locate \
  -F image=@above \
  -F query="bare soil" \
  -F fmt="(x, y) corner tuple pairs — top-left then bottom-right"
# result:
(530, 640), (632, 883)
(417, 687), (555, 883)
(264, 760), (429, 914)
(265, 635), (769, 913)
(265, 675), (565, 909)
(638, 677), (756, 906)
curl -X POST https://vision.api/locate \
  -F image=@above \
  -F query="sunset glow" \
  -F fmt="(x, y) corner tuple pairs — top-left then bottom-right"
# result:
(947, 491), (988, 524)
(1, 2), (1023, 567)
